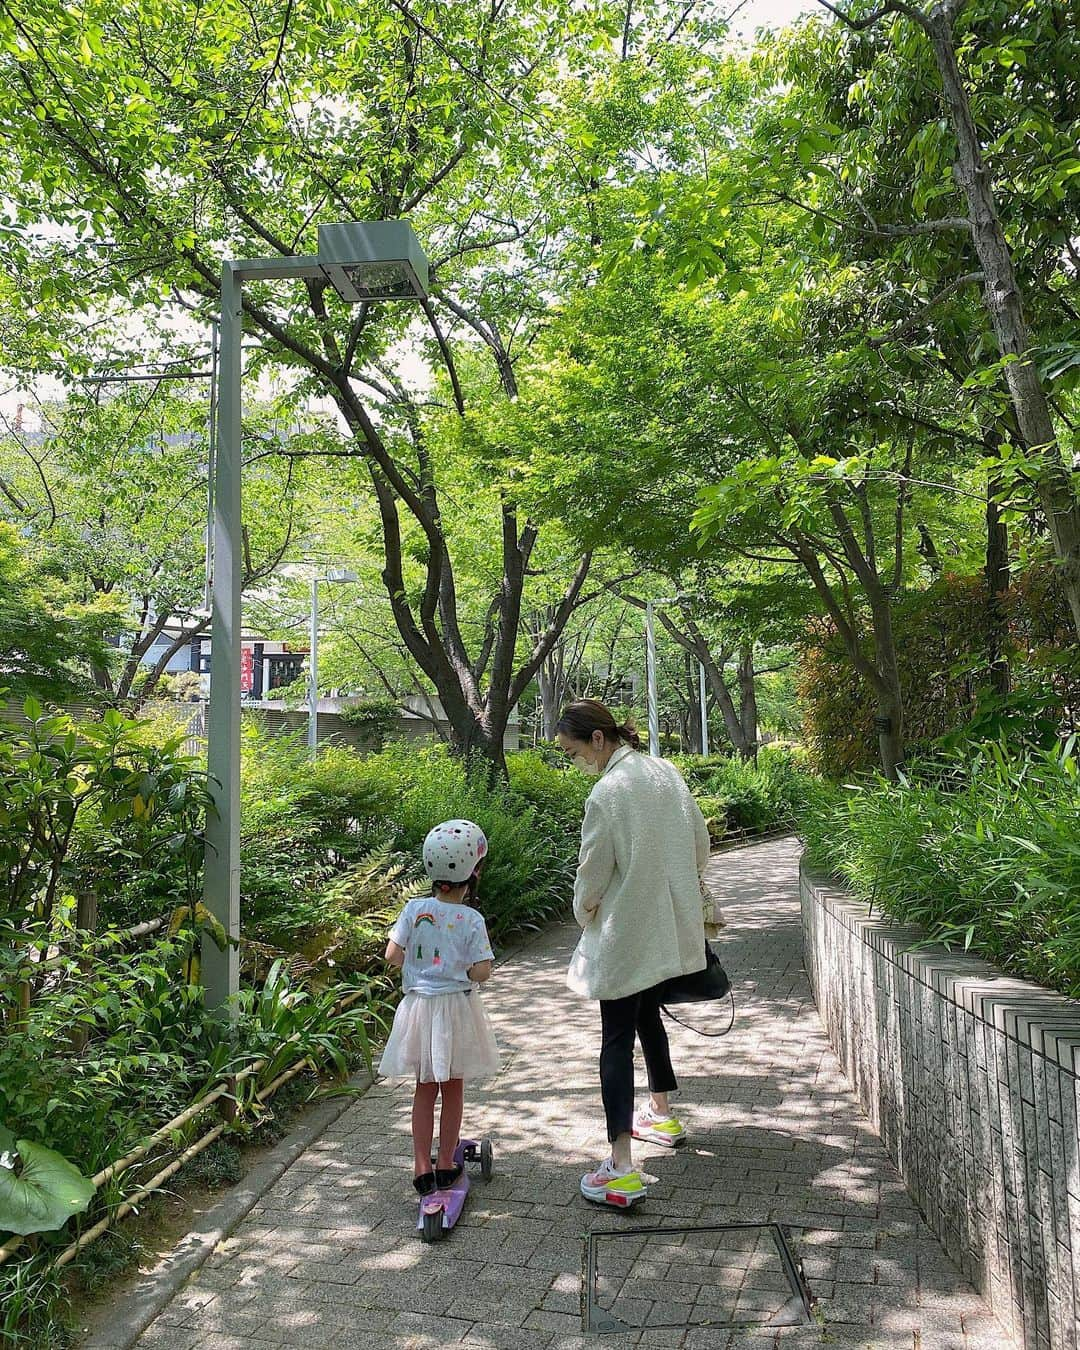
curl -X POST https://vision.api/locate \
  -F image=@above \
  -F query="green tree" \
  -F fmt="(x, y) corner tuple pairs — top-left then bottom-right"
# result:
(0, 390), (312, 705)
(740, 0), (1080, 636)
(0, 0), (725, 772)
(0, 523), (123, 703)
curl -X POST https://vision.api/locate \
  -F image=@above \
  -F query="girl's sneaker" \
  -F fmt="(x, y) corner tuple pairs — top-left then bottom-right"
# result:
(580, 1158), (647, 1207)
(632, 1105), (686, 1147)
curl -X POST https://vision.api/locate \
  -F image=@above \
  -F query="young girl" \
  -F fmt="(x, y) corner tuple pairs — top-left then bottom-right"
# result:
(379, 819), (500, 1196)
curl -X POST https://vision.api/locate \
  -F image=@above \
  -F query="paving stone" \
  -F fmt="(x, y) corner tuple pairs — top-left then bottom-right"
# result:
(459, 1328), (557, 1350)
(135, 1325), (203, 1350)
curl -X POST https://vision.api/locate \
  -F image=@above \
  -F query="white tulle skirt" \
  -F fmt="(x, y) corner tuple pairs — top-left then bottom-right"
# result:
(379, 990), (501, 1083)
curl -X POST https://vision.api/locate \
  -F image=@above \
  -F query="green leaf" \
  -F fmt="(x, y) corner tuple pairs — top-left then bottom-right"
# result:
(0, 1138), (96, 1236)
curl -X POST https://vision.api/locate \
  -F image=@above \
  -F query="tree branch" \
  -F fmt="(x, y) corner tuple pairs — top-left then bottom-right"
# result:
(868, 272), (983, 347)
(815, 0), (931, 33)
(508, 551), (593, 708)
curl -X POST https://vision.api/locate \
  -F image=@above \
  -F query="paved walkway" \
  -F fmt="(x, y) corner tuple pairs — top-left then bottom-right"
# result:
(130, 838), (1012, 1350)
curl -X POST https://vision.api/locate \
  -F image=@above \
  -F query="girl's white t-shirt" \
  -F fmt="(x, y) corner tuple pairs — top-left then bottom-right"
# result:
(389, 896), (493, 996)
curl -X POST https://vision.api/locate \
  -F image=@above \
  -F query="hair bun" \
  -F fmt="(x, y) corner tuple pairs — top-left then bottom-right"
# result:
(620, 721), (642, 750)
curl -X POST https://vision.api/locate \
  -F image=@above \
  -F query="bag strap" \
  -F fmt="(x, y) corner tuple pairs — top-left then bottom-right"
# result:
(660, 990), (736, 1038)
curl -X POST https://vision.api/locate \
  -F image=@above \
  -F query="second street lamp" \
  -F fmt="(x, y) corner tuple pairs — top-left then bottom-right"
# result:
(202, 221), (429, 1012)
(308, 568), (358, 755)
(645, 595), (710, 758)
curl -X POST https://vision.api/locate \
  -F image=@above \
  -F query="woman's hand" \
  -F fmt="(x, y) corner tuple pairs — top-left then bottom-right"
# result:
(384, 940), (405, 968)
(468, 959), (493, 983)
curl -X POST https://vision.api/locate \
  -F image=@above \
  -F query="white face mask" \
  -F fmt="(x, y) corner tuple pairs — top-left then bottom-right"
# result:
(573, 751), (601, 776)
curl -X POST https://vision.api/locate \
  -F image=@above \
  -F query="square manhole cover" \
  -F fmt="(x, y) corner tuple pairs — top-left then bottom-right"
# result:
(582, 1221), (814, 1335)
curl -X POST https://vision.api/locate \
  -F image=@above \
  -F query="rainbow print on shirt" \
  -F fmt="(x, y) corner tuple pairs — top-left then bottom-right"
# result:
(413, 911), (437, 963)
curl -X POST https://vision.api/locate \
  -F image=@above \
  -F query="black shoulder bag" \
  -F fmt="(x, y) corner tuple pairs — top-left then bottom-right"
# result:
(654, 942), (736, 1037)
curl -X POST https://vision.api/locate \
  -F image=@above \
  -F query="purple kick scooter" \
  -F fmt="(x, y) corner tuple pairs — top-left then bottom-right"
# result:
(417, 1137), (493, 1243)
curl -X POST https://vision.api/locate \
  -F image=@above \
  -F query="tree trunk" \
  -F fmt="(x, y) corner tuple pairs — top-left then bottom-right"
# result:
(70, 889), (98, 1054)
(444, 706), (508, 780)
(874, 687), (906, 782)
(702, 656), (750, 757)
(868, 593), (906, 780)
(928, 11), (1080, 640)
(538, 632), (569, 742)
(793, 527), (907, 781)
(736, 643), (758, 762)
(539, 667), (561, 742)
(128, 618), (211, 709)
(983, 427), (1011, 699)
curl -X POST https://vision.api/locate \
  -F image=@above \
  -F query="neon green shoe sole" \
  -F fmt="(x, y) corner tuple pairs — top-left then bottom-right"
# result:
(580, 1169), (648, 1207)
(631, 1116), (686, 1147)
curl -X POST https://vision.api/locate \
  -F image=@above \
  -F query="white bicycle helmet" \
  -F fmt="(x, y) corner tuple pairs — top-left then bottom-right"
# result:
(423, 819), (488, 885)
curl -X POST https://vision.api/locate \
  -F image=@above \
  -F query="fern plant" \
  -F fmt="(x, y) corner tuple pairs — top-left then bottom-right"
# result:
(242, 841), (426, 987)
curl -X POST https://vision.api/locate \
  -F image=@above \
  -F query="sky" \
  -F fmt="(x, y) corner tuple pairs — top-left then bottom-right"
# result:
(729, 0), (817, 41)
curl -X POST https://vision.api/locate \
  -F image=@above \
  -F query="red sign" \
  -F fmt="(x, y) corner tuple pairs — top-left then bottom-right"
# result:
(240, 646), (254, 693)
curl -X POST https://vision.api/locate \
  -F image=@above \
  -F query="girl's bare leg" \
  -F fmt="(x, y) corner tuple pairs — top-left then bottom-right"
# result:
(435, 1078), (464, 1170)
(412, 1080), (440, 1175)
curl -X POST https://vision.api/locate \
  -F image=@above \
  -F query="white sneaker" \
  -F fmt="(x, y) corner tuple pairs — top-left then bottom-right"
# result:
(631, 1104), (687, 1147)
(579, 1158), (648, 1207)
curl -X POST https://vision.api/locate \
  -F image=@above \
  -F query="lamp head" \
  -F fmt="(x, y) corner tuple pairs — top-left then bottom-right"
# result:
(317, 221), (429, 302)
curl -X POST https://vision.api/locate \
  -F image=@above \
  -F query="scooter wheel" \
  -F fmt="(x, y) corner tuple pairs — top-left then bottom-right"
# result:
(422, 1209), (444, 1243)
(480, 1137), (493, 1182)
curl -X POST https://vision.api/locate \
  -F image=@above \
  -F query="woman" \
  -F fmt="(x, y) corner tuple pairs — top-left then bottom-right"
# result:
(557, 698), (711, 1206)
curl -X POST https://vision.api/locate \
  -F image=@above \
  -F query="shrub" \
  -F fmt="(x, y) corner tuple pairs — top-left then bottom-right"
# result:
(672, 746), (806, 838)
(0, 700), (212, 936)
(506, 750), (590, 850)
(236, 728), (588, 950)
(244, 842), (427, 984)
(0, 934), (227, 1174)
(383, 744), (578, 939)
(335, 698), (400, 749)
(239, 720), (397, 929)
(797, 738), (1080, 998)
(797, 569), (1080, 778)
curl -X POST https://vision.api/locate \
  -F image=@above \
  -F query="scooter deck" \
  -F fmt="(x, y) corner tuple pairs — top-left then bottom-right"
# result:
(418, 1173), (470, 1231)
(416, 1139), (477, 1239)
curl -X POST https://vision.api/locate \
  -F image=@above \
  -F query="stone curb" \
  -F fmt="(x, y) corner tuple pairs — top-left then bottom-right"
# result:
(80, 1068), (373, 1350)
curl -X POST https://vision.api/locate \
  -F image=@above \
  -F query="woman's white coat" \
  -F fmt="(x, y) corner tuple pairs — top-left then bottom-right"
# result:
(567, 745), (710, 1001)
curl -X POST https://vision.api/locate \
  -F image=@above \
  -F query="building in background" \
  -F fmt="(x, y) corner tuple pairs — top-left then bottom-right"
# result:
(135, 628), (520, 751)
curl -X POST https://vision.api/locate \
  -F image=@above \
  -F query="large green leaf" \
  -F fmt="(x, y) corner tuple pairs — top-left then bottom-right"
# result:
(0, 1137), (96, 1236)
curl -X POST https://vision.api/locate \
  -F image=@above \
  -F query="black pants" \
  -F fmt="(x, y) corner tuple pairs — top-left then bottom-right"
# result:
(599, 984), (678, 1143)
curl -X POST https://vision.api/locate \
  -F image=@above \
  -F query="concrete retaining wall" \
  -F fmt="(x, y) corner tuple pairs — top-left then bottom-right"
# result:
(801, 860), (1080, 1349)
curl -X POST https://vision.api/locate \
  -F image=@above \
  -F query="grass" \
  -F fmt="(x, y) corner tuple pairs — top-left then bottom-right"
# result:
(797, 738), (1080, 998)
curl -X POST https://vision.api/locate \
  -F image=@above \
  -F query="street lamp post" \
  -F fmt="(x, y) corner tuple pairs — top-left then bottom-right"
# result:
(644, 595), (681, 757)
(202, 222), (430, 1011)
(308, 568), (358, 754)
(308, 577), (319, 754)
(646, 599), (659, 757)
(645, 596), (712, 758)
